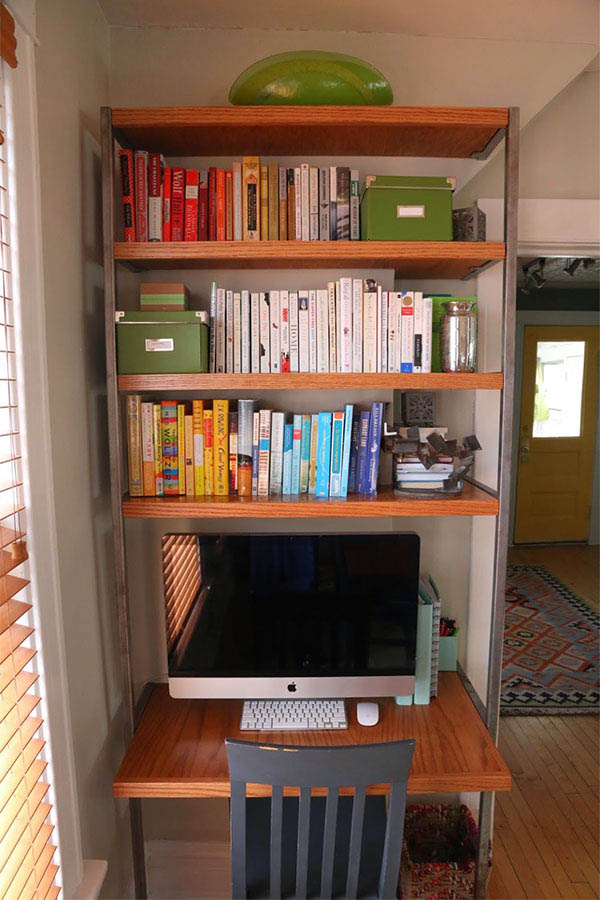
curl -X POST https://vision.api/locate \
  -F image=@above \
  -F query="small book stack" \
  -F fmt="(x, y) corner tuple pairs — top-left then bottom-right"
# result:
(126, 397), (384, 499)
(208, 279), (432, 375)
(393, 427), (453, 491)
(118, 151), (360, 242)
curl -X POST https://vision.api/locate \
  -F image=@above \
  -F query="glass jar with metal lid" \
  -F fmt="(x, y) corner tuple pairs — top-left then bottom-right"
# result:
(440, 301), (477, 372)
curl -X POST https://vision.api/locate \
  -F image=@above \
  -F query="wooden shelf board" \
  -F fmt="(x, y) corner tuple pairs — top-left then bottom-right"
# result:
(114, 240), (505, 277)
(113, 673), (511, 798)
(118, 372), (503, 391)
(122, 483), (498, 519)
(111, 105), (508, 159)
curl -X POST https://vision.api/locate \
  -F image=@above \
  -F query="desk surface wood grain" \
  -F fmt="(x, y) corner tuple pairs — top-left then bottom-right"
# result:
(113, 674), (511, 798)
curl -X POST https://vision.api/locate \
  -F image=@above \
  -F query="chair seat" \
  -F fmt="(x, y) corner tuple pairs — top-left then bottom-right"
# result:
(245, 795), (389, 900)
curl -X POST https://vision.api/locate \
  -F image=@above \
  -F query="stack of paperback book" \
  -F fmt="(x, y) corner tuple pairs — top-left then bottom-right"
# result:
(208, 279), (432, 374)
(394, 428), (453, 491)
(126, 396), (384, 499)
(118, 151), (360, 242)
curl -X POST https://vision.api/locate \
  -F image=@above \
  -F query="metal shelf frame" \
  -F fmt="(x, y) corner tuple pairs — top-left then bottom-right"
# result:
(100, 105), (519, 900)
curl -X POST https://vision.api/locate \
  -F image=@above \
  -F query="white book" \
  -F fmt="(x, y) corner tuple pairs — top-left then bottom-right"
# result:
(233, 291), (242, 374)
(413, 292), (423, 373)
(308, 289), (318, 373)
(381, 290), (388, 374)
(209, 280), (217, 373)
(233, 161), (242, 241)
(294, 167), (302, 241)
(216, 287), (226, 373)
(289, 290), (299, 372)
(319, 168), (330, 241)
(280, 289), (290, 372)
(350, 168), (360, 241)
(309, 166), (319, 240)
(339, 277), (353, 373)
(376, 285), (383, 373)
(259, 292), (270, 373)
(226, 290), (234, 373)
(329, 166), (337, 241)
(300, 164), (310, 241)
(252, 411), (259, 495)
(257, 409), (271, 496)
(250, 292), (260, 373)
(241, 290), (251, 374)
(316, 289), (329, 373)
(363, 279), (378, 373)
(422, 296), (433, 373)
(269, 412), (285, 495)
(270, 290), (281, 374)
(298, 292), (310, 373)
(352, 278), (363, 373)
(400, 292), (415, 373)
(387, 291), (398, 372)
(327, 282), (337, 373)
(392, 291), (403, 372)
(148, 157), (164, 241)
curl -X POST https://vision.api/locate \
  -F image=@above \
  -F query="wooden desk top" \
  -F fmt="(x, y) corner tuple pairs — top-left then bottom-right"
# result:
(113, 674), (510, 798)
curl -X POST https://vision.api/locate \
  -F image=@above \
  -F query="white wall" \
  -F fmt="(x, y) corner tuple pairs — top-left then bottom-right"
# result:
(33, 1), (131, 897)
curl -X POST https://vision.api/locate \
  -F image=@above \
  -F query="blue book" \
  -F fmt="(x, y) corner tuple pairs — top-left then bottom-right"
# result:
(299, 415), (312, 493)
(329, 411), (345, 497)
(315, 412), (332, 498)
(282, 423), (293, 494)
(366, 402), (384, 496)
(290, 414), (302, 494)
(339, 404), (354, 498)
(355, 411), (371, 494)
(347, 416), (360, 494)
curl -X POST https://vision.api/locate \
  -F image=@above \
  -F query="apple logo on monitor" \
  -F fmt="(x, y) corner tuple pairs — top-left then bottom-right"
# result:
(287, 682), (297, 693)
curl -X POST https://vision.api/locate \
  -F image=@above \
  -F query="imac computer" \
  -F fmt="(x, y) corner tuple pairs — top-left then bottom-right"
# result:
(162, 532), (420, 701)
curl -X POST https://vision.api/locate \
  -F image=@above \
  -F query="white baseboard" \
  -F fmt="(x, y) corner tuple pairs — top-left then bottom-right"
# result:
(73, 860), (108, 900)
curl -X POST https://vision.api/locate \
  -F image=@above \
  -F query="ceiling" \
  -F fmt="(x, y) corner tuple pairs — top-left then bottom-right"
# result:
(518, 257), (600, 290)
(98, 0), (599, 40)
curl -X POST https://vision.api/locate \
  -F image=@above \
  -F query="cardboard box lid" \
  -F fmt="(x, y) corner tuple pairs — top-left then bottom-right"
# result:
(116, 310), (207, 324)
(364, 175), (456, 191)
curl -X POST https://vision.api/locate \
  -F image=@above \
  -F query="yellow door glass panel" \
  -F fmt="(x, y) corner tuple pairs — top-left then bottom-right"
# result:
(532, 341), (585, 438)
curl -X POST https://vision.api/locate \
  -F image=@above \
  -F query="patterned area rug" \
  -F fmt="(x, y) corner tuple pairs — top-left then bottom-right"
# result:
(501, 565), (600, 715)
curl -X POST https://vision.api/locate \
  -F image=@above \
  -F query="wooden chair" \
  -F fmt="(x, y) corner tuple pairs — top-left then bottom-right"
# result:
(225, 738), (415, 900)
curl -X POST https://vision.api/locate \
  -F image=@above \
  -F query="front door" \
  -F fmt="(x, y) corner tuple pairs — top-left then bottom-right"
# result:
(514, 324), (599, 543)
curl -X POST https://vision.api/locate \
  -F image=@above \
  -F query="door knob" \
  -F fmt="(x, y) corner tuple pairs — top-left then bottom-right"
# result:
(520, 436), (530, 463)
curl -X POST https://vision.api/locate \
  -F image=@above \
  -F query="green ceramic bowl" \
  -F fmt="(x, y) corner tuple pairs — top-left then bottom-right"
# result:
(229, 50), (393, 106)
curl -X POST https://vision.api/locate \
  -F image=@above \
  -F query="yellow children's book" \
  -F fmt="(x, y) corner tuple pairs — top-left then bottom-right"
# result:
(141, 401), (155, 496)
(203, 407), (214, 496)
(126, 394), (142, 497)
(192, 400), (204, 496)
(177, 403), (186, 495)
(153, 403), (163, 496)
(184, 413), (194, 497)
(213, 399), (229, 496)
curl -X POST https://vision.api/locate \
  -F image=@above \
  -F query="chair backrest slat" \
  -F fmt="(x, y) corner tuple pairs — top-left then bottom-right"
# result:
(319, 788), (339, 900)
(345, 786), (367, 900)
(270, 784), (283, 900)
(230, 779), (247, 899)
(378, 780), (410, 899)
(295, 785), (311, 900)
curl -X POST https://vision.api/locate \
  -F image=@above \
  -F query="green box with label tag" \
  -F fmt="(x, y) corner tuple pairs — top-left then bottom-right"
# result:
(116, 311), (209, 374)
(360, 175), (455, 241)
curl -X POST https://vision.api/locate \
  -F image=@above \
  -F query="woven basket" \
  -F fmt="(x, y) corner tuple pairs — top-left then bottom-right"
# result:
(400, 803), (482, 900)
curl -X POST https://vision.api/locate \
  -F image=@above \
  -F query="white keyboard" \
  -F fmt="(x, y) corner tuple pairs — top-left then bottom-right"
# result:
(240, 699), (348, 731)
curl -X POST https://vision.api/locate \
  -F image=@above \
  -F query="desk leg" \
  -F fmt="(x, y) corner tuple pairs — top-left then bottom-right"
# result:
(130, 797), (147, 898)
(474, 791), (492, 899)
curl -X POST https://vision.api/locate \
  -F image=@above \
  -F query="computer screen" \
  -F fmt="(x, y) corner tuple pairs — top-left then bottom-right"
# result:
(163, 532), (419, 699)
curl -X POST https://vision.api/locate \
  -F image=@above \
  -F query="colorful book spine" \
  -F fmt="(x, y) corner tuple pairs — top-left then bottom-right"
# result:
(260, 165), (269, 240)
(242, 156), (260, 241)
(216, 287), (226, 374)
(350, 169), (360, 240)
(141, 402), (155, 496)
(177, 403), (186, 495)
(161, 400), (178, 496)
(213, 399), (229, 495)
(339, 277), (353, 372)
(289, 291), (299, 373)
(209, 280), (217, 374)
(280, 290), (290, 372)
(388, 291), (398, 372)
(251, 411), (259, 495)
(270, 411), (285, 495)
(250, 292), (260, 374)
(192, 400), (204, 496)
(126, 395), (142, 496)
(257, 409), (271, 496)
(340, 403), (354, 498)
(329, 166), (337, 240)
(319, 167), (330, 242)
(278, 166), (288, 240)
(299, 414), (311, 493)
(290, 414), (302, 494)
(269, 290), (281, 374)
(282, 424), (293, 494)
(308, 414), (319, 495)
(329, 410), (345, 497)
(315, 412), (333, 498)
(352, 278), (363, 373)
(226, 289), (234, 374)
(233, 291), (242, 374)
(308, 290), (318, 374)
(294, 167), (302, 242)
(366, 402), (384, 495)
(237, 400), (254, 497)
(309, 166), (319, 241)
(208, 166), (217, 240)
(148, 153), (163, 241)
(336, 167), (350, 240)
(203, 407), (214, 496)
(233, 161), (242, 241)
(316, 289), (329, 373)
(241, 290), (251, 374)
(413, 292), (423, 373)
(259, 292), (270, 374)
(198, 170), (208, 240)
(184, 169), (199, 241)
(347, 415), (360, 494)
(229, 411), (238, 494)
(287, 168), (296, 240)
(400, 292), (415, 373)
(170, 166), (185, 241)
(300, 163), (310, 241)
(355, 410), (371, 494)
(268, 162), (279, 240)
(327, 281), (337, 373)
(162, 166), (171, 242)
(422, 296), (433, 373)
(134, 150), (148, 242)
(381, 290), (388, 373)
(225, 169), (233, 241)
(216, 169), (226, 241)
(298, 292), (309, 373)
(118, 149), (136, 241)
(153, 403), (163, 496)
(184, 413), (194, 496)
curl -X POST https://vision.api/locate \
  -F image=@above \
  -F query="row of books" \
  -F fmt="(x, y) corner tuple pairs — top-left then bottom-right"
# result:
(394, 449), (454, 491)
(118, 150), (360, 243)
(126, 397), (383, 499)
(209, 280), (432, 374)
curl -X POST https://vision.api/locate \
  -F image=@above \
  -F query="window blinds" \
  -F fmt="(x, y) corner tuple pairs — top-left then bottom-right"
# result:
(162, 534), (202, 652)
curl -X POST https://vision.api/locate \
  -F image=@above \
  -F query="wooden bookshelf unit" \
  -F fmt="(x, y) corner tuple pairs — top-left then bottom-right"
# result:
(117, 372), (504, 391)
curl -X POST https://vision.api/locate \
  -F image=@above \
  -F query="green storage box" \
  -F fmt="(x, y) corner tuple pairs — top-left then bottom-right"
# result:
(360, 175), (455, 241)
(116, 311), (209, 375)
(428, 296), (477, 372)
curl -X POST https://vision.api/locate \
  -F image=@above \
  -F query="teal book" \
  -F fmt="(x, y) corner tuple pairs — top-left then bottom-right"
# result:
(308, 413), (319, 495)
(413, 594), (433, 705)
(329, 411), (344, 497)
(290, 414), (302, 494)
(340, 403), (354, 498)
(299, 414), (311, 493)
(315, 412), (332, 498)
(282, 423), (293, 494)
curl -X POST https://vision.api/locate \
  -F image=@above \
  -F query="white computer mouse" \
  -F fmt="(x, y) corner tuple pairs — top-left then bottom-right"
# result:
(356, 701), (379, 726)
